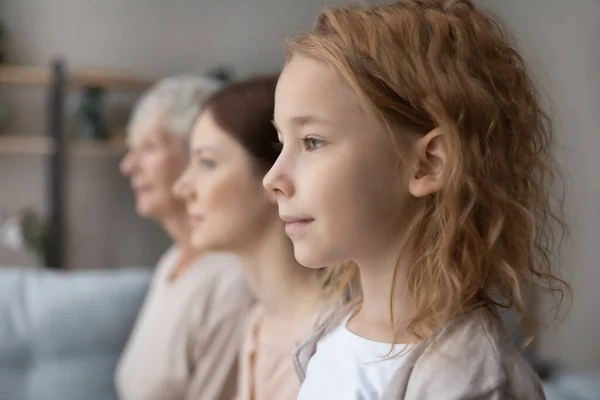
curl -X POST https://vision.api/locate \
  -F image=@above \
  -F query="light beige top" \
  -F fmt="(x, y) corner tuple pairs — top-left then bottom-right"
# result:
(295, 306), (545, 399)
(235, 305), (318, 400)
(115, 247), (254, 400)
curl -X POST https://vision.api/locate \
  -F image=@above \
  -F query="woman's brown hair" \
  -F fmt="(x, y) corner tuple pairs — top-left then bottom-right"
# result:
(287, 0), (571, 342)
(200, 75), (337, 297)
(202, 75), (279, 172)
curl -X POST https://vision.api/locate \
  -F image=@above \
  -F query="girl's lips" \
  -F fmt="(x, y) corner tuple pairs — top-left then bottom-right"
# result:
(281, 217), (314, 236)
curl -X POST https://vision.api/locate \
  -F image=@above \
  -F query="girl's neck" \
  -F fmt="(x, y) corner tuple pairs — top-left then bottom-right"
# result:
(349, 248), (415, 344)
(238, 220), (324, 321)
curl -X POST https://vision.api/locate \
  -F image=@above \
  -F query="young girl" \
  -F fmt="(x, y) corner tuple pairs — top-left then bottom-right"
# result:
(173, 76), (334, 400)
(263, 1), (569, 399)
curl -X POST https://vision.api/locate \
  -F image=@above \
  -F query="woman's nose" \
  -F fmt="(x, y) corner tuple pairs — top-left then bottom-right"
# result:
(120, 151), (135, 176)
(172, 168), (190, 200)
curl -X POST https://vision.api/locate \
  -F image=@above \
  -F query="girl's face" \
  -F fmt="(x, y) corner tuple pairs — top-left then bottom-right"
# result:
(174, 109), (276, 252)
(264, 55), (411, 269)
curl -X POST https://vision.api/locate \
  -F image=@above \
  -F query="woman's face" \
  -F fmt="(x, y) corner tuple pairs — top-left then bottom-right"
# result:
(263, 55), (410, 269)
(120, 112), (187, 220)
(174, 109), (276, 252)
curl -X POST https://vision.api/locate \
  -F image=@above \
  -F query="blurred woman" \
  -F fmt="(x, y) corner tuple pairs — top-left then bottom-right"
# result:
(116, 75), (253, 400)
(174, 76), (334, 400)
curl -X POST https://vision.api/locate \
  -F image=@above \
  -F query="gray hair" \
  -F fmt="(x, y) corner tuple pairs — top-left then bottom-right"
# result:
(127, 74), (224, 146)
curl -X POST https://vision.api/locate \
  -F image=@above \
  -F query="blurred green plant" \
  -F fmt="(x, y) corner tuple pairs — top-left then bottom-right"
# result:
(20, 208), (48, 264)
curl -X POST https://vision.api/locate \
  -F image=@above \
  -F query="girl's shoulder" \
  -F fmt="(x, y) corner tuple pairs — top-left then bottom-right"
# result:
(295, 306), (545, 399)
(383, 308), (545, 399)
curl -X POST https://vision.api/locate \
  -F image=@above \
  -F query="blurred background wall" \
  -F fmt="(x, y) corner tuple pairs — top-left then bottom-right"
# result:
(479, 0), (600, 373)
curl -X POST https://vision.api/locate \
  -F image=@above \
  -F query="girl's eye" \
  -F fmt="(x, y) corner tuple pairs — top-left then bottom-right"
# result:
(302, 137), (325, 151)
(271, 141), (283, 153)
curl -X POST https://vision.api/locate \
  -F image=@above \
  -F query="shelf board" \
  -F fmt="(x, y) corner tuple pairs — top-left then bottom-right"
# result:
(0, 65), (154, 91)
(0, 135), (52, 154)
(71, 69), (155, 91)
(0, 65), (52, 86)
(73, 138), (127, 156)
(0, 135), (127, 156)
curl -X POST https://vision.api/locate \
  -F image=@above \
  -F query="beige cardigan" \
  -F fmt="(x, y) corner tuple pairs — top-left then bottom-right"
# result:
(293, 306), (545, 399)
(235, 305), (316, 400)
(116, 248), (254, 400)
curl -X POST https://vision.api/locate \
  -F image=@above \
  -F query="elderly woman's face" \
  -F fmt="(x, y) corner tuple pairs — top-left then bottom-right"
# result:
(120, 112), (187, 220)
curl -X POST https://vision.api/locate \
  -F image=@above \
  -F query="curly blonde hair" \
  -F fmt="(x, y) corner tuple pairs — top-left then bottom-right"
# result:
(287, 0), (571, 342)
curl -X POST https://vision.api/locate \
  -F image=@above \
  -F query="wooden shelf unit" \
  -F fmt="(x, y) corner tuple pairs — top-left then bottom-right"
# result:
(0, 64), (149, 156)
(0, 61), (151, 268)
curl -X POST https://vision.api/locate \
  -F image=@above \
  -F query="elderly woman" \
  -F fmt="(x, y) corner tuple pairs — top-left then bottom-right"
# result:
(116, 75), (254, 400)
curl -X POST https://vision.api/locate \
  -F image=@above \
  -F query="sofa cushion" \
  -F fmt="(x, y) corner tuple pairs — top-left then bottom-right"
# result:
(0, 267), (152, 400)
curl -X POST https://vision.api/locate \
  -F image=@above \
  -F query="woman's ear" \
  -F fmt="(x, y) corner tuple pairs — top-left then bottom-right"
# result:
(408, 128), (448, 197)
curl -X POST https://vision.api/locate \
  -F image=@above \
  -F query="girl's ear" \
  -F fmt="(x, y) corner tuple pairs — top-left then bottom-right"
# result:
(408, 128), (448, 197)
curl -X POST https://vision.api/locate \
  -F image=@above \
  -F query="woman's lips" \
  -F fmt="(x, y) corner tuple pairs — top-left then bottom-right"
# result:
(188, 215), (203, 227)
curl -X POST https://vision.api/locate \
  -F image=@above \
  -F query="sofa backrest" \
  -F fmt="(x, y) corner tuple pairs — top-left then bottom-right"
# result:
(0, 267), (152, 400)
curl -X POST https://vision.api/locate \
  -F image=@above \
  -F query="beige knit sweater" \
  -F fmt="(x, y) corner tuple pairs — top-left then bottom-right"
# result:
(115, 248), (254, 400)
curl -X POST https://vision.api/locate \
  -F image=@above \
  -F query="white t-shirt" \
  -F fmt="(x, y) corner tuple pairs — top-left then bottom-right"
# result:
(297, 316), (410, 400)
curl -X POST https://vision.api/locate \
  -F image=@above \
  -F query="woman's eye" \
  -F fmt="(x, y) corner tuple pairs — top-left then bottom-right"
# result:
(140, 142), (157, 151)
(200, 158), (216, 168)
(302, 137), (325, 151)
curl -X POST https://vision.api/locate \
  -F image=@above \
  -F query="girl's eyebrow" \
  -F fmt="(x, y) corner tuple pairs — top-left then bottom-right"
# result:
(273, 114), (324, 132)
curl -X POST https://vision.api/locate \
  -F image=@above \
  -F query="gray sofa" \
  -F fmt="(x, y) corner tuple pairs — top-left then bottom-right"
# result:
(2, 266), (598, 400)
(0, 266), (152, 400)
(543, 371), (600, 400)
